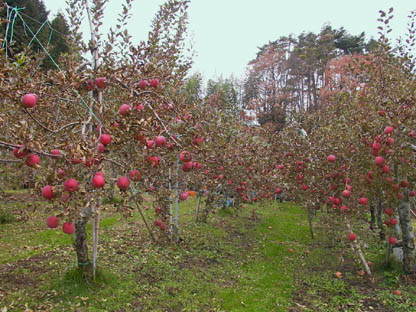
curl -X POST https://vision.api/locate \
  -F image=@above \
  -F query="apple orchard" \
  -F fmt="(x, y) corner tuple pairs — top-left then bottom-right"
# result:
(0, 0), (415, 280)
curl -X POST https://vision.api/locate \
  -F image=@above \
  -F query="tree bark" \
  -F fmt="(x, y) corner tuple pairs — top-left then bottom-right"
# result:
(74, 207), (92, 275)
(307, 207), (314, 240)
(398, 193), (416, 274)
(370, 204), (375, 231)
(376, 196), (385, 240)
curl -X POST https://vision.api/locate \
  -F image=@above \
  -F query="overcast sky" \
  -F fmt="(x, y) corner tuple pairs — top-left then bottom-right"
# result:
(43, 0), (415, 80)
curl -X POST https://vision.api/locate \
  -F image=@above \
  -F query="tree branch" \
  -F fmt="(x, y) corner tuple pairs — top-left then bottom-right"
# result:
(24, 108), (79, 133)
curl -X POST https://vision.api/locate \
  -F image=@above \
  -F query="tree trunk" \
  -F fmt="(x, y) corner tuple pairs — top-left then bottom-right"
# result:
(376, 196), (385, 240)
(370, 203), (375, 231)
(195, 193), (202, 222)
(307, 207), (314, 240)
(398, 194), (416, 274)
(74, 208), (92, 275)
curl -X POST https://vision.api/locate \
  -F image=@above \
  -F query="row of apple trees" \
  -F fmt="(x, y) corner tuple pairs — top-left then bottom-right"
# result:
(266, 9), (416, 274)
(0, 0), (275, 279)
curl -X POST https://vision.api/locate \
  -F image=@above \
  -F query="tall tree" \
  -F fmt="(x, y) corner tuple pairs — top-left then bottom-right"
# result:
(205, 77), (239, 115)
(243, 25), (371, 129)
(43, 12), (70, 69)
(1, 1), (71, 69)
(1, 0), (50, 57)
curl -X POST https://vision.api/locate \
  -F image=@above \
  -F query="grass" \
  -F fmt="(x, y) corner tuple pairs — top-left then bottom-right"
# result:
(1, 191), (416, 311)
(217, 202), (311, 311)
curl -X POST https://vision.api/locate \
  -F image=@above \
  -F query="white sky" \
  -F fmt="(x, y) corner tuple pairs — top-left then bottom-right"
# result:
(42, 0), (415, 80)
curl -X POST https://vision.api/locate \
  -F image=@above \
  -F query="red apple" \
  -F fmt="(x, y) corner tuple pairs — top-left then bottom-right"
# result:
(97, 143), (106, 153)
(385, 177), (394, 183)
(334, 197), (342, 205)
(327, 155), (336, 162)
(384, 208), (393, 216)
(358, 197), (368, 205)
(390, 218), (398, 225)
(138, 79), (148, 89)
(64, 178), (78, 192)
(179, 191), (189, 201)
(400, 180), (409, 188)
(70, 158), (83, 165)
(58, 168), (65, 176)
(146, 156), (160, 167)
(25, 154), (40, 168)
(22, 93), (38, 108)
(119, 104), (131, 116)
(374, 156), (385, 166)
(100, 134), (112, 145)
(50, 149), (61, 157)
(136, 103), (144, 111)
(46, 216), (59, 228)
(117, 176), (130, 190)
(95, 77), (106, 89)
(341, 190), (351, 198)
(155, 135), (167, 147)
(179, 151), (192, 162)
(409, 190), (416, 197)
(372, 142), (381, 150)
(62, 222), (75, 234)
(182, 161), (194, 172)
(393, 290), (401, 296)
(384, 126), (394, 134)
(84, 157), (95, 168)
(150, 78), (159, 88)
(129, 170), (141, 181)
(41, 185), (54, 200)
(382, 165), (390, 173)
(348, 232), (356, 241)
(385, 137), (394, 146)
(193, 137), (204, 145)
(388, 236), (397, 245)
(92, 174), (105, 188)
(13, 146), (28, 159)
(135, 133), (146, 144)
(146, 140), (154, 149)
(193, 162), (202, 169)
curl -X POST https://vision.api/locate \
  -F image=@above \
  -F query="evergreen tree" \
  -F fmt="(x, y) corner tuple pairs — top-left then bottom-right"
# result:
(1, 0), (70, 69)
